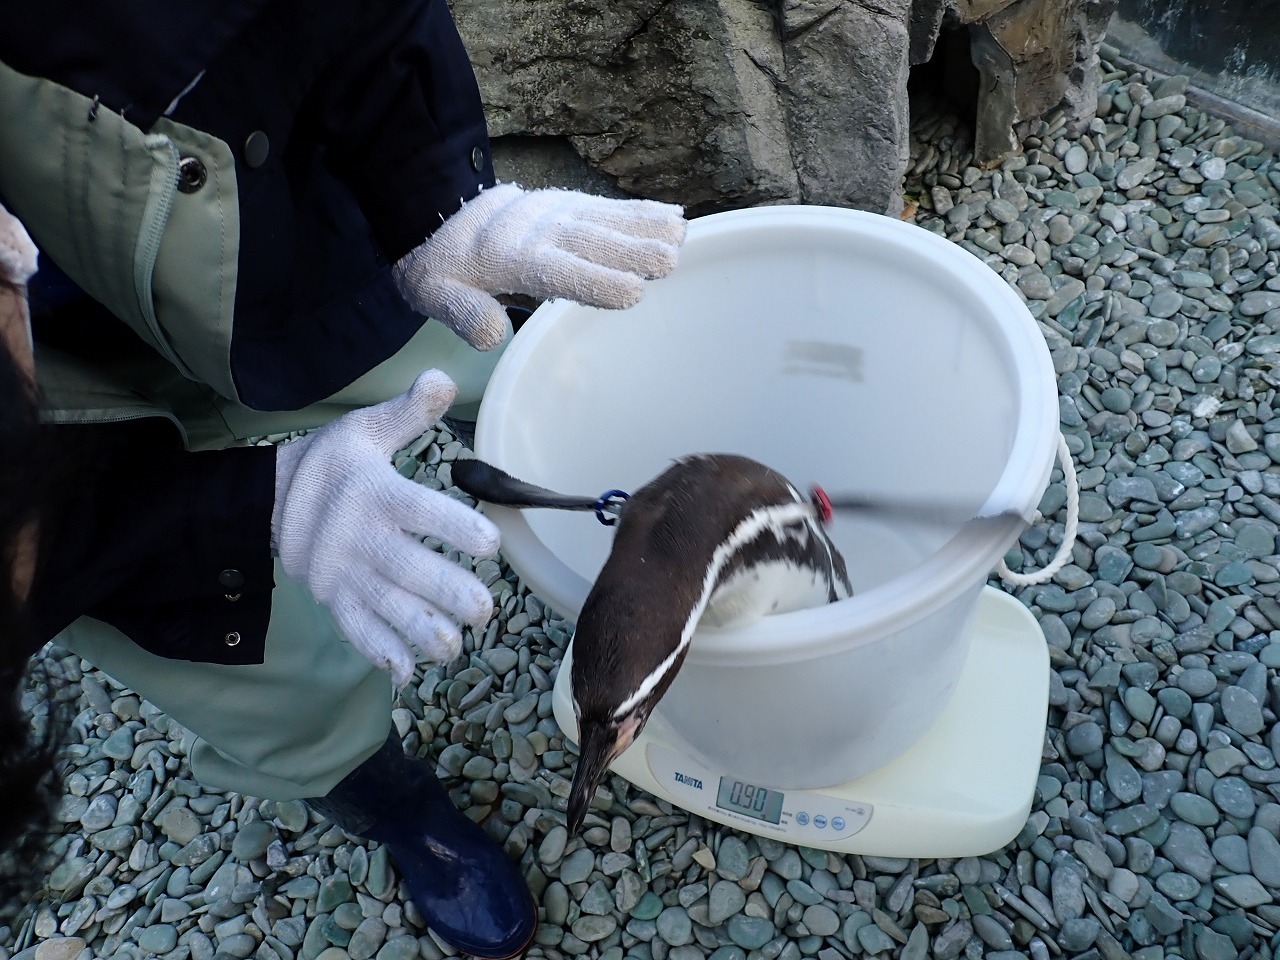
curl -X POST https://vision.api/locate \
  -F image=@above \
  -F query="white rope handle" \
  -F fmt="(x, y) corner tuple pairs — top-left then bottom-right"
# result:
(996, 432), (1079, 587)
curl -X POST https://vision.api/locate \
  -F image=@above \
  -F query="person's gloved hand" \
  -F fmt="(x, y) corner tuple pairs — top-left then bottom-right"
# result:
(0, 201), (38, 286)
(393, 184), (686, 351)
(272, 370), (498, 687)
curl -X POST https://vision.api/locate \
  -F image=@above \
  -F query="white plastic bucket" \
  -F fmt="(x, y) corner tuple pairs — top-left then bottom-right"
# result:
(475, 205), (1058, 789)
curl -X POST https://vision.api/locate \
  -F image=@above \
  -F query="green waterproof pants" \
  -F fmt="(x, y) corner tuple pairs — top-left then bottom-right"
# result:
(61, 562), (394, 800)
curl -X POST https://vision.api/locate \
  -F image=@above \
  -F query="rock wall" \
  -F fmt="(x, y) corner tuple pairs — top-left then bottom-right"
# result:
(453, 0), (1117, 216)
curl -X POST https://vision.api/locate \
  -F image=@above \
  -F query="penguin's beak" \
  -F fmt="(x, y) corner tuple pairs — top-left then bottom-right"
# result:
(566, 713), (643, 833)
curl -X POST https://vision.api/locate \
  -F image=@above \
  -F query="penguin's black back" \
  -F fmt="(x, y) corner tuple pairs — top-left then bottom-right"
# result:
(570, 454), (848, 723)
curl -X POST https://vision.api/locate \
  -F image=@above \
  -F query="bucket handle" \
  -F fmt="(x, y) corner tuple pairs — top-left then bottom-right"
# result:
(995, 432), (1080, 587)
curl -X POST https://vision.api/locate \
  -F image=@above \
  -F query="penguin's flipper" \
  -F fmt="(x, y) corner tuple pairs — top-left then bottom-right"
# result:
(451, 458), (601, 512)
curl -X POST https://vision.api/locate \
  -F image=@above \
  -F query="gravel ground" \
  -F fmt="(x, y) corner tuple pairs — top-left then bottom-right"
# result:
(6, 51), (1280, 960)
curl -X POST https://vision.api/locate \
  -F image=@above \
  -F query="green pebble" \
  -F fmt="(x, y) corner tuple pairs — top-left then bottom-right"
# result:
(716, 836), (751, 881)
(274, 800), (310, 832)
(462, 755), (496, 780)
(559, 848), (595, 885)
(572, 915), (619, 942)
(1214, 874), (1273, 908)
(802, 904), (840, 937)
(656, 906), (693, 946)
(727, 915), (776, 950)
(470, 780), (500, 804)
(318, 920), (352, 949)
(348, 846), (368, 887)
(1211, 912), (1260, 948)
(367, 845), (394, 899)
(1155, 871), (1201, 902)
(376, 938), (422, 960)
(137, 924), (179, 954)
(1195, 927), (1241, 960)
(1095, 389), (1136, 414)
(708, 880), (747, 925)
(1170, 792), (1220, 827)
(317, 876), (353, 912)
(102, 727), (135, 761)
(1105, 803), (1160, 835)
(1216, 563), (1254, 587)
(771, 848), (803, 881)
(332, 901), (364, 930)
(231, 820), (277, 862)
(543, 881), (570, 925)
(1122, 687), (1157, 724)
(91, 825), (138, 853)
(580, 879), (615, 916)
(631, 891), (664, 921)
(858, 922), (898, 955)
(1157, 687), (1193, 719)
(303, 915), (333, 958)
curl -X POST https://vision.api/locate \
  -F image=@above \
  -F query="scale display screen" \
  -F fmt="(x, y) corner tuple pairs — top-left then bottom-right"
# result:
(716, 776), (784, 824)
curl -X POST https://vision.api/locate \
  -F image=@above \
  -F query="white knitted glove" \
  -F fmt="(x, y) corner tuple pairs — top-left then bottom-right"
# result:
(0, 202), (38, 285)
(393, 184), (686, 350)
(0, 203), (37, 375)
(272, 370), (499, 687)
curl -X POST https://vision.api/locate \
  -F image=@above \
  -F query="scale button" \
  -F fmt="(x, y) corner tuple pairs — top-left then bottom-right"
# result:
(813, 815), (827, 829)
(795, 812), (810, 826)
(832, 817), (846, 831)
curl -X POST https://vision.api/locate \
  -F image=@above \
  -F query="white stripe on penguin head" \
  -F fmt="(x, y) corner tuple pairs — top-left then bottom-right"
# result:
(611, 499), (817, 719)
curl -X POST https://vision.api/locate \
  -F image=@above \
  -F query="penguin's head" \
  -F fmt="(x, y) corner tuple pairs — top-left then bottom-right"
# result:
(565, 701), (650, 834)
(562, 484), (701, 834)
(565, 559), (699, 834)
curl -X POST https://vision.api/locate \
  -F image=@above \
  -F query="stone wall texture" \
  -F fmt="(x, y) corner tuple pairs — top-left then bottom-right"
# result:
(453, 0), (1118, 216)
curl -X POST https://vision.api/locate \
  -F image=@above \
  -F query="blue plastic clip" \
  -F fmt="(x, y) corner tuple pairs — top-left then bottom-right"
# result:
(594, 489), (630, 526)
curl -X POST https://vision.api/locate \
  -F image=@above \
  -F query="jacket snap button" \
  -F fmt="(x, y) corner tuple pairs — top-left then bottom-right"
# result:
(218, 569), (245, 589)
(470, 145), (485, 172)
(225, 631), (241, 647)
(244, 131), (270, 169)
(177, 156), (207, 193)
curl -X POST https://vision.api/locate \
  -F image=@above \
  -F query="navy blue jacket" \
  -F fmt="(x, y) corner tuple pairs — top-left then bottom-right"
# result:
(10, 0), (495, 664)
(4, 0), (495, 411)
(29, 420), (279, 667)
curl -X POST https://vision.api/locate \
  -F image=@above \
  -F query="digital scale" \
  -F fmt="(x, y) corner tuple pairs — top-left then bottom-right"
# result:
(551, 586), (1049, 857)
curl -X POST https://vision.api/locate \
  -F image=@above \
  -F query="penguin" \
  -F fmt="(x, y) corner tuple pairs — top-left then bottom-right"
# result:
(562, 453), (852, 831)
(450, 453), (853, 833)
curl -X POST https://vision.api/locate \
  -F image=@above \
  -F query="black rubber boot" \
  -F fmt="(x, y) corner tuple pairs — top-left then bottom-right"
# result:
(307, 735), (536, 959)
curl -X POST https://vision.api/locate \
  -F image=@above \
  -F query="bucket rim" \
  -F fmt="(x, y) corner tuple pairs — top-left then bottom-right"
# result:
(476, 204), (1060, 661)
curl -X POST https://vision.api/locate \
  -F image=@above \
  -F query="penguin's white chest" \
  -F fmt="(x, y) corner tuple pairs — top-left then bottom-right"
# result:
(697, 512), (850, 629)
(701, 558), (835, 628)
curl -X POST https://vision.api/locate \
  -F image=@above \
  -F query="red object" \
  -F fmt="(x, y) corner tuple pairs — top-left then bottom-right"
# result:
(810, 485), (834, 525)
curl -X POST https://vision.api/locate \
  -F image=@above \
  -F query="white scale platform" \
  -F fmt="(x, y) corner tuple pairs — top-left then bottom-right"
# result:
(552, 586), (1050, 858)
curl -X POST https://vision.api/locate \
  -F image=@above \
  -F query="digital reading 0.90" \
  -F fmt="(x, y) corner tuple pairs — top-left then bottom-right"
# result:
(715, 777), (784, 824)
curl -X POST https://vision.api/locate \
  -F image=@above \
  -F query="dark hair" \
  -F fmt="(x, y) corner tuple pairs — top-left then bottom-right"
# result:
(0, 276), (67, 900)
